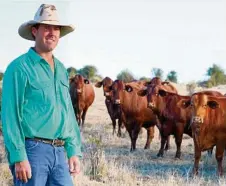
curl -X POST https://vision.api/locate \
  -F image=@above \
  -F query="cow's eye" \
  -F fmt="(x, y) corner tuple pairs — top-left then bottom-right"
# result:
(203, 105), (207, 108)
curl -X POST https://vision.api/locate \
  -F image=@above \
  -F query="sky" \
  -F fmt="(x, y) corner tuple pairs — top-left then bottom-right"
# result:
(0, 0), (226, 83)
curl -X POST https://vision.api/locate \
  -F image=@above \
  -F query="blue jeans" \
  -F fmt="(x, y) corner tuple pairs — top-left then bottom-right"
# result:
(10, 139), (74, 186)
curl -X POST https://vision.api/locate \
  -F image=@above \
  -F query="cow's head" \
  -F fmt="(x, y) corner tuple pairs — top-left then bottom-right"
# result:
(144, 77), (162, 86)
(110, 80), (124, 105)
(70, 74), (90, 96)
(95, 77), (113, 98)
(190, 94), (219, 124)
(137, 84), (168, 113)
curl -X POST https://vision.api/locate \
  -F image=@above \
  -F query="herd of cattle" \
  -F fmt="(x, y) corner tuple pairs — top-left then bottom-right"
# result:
(69, 74), (226, 176)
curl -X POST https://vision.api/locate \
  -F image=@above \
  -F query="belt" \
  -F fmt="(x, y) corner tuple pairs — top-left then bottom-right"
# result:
(25, 137), (65, 147)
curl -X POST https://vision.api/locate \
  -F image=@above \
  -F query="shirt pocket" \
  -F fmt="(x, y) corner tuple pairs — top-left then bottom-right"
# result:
(58, 79), (70, 100)
(28, 80), (53, 104)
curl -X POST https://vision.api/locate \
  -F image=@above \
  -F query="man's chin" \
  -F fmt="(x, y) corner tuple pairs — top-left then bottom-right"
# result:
(45, 47), (55, 52)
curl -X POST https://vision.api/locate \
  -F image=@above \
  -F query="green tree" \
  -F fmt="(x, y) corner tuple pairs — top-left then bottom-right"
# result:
(79, 65), (98, 79)
(167, 70), (178, 83)
(0, 72), (3, 81)
(139, 76), (151, 81)
(206, 64), (226, 87)
(67, 67), (76, 78)
(117, 69), (135, 83)
(151, 68), (163, 79)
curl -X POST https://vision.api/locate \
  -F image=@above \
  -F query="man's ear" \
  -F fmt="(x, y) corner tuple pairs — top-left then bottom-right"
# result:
(31, 27), (38, 38)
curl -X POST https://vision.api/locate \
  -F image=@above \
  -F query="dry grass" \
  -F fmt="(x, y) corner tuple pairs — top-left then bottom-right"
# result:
(1, 87), (226, 185)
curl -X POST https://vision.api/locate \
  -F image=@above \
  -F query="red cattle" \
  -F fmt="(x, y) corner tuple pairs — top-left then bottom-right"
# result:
(69, 74), (95, 130)
(110, 80), (157, 151)
(95, 77), (123, 137)
(138, 84), (223, 159)
(137, 83), (179, 157)
(184, 92), (226, 176)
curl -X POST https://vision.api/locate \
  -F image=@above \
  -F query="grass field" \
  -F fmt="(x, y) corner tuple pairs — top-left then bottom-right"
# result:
(1, 87), (226, 186)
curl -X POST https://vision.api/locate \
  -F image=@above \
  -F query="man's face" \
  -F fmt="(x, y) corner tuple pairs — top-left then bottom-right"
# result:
(32, 24), (60, 52)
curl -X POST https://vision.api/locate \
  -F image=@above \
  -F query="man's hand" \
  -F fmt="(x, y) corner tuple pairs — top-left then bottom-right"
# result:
(15, 160), (32, 183)
(68, 156), (80, 176)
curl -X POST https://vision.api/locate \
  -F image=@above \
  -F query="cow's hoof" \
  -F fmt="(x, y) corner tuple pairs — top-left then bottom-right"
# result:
(164, 146), (170, 151)
(157, 152), (163, 158)
(175, 153), (181, 159)
(144, 145), (150, 150)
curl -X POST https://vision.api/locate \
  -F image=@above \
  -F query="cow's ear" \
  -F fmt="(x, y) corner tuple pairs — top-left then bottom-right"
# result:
(162, 81), (170, 85)
(69, 77), (74, 84)
(125, 85), (133, 92)
(207, 100), (219, 109)
(159, 89), (167, 97)
(144, 81), (151, 86)
(84, 79), (90, 84)
(95, 81), (102, 88)
(137, 89), (147, 97)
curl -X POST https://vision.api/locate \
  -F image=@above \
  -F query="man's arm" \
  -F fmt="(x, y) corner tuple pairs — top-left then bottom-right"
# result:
(1, 64), (28, 165)
(63, 71), (82, 176)
(64, 92), (82, 159)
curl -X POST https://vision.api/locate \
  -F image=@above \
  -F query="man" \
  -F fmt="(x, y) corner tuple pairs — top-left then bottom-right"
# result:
(1, 4), (82, 186)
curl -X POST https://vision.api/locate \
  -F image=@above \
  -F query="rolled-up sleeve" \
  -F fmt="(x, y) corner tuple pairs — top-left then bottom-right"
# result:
(64, 100), (82, 158)
(1, 65), (28, 165)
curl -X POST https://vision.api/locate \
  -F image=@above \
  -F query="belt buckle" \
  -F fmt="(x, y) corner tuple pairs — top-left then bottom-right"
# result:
(51, 139), (55, 146)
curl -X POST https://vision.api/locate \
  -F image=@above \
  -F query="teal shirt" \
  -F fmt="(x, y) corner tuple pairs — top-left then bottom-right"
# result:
(1, 48), (82, 165)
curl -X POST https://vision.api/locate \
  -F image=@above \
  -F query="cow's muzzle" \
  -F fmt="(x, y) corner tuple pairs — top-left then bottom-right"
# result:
(192, 116), (204, 124)
(115, 99), (121, 105)
(104, 92), (110, 96)
(148, 102), (155, 108)
(77, 89), (82, 94)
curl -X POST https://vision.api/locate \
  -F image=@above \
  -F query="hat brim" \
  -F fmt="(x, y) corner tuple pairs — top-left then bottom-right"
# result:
(18, 20), (75, 41)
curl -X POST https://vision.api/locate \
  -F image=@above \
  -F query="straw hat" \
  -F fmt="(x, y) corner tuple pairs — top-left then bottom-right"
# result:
(18, 4), (75, 41)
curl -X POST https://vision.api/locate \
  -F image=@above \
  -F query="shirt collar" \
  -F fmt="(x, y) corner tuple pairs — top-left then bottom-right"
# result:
(27, 47), (60, 65)
(28, 47), (43, 64)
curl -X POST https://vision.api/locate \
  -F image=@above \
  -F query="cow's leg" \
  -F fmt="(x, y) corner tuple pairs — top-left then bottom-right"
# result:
(117, 118), (122, 137)
(129, 125), (140, 152)
(81, 108), (88, 130)
(215, 144), (225, 176)
(128, 130), (134, 151)
(157, 133), (168, 157)
(207, 147), (213, 157)
(76, 111), (81, 126)
(193, 139), (201, 175)
(174, 133), (183, 159)
(164, 136), (171, 151)
(174, 123), (184, 159)
(112, 118), (116, 136)
(144, 126), (155, 149)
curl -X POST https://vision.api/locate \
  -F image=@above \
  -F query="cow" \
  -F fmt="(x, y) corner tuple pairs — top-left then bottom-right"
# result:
(184, 92), (226, 176)
(137, 82), (180, 158)
(95, 77), (123, 137)
(69, 74), (95, 130)
(109, 79), (158, 151)
(138, 82), (223, 159)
